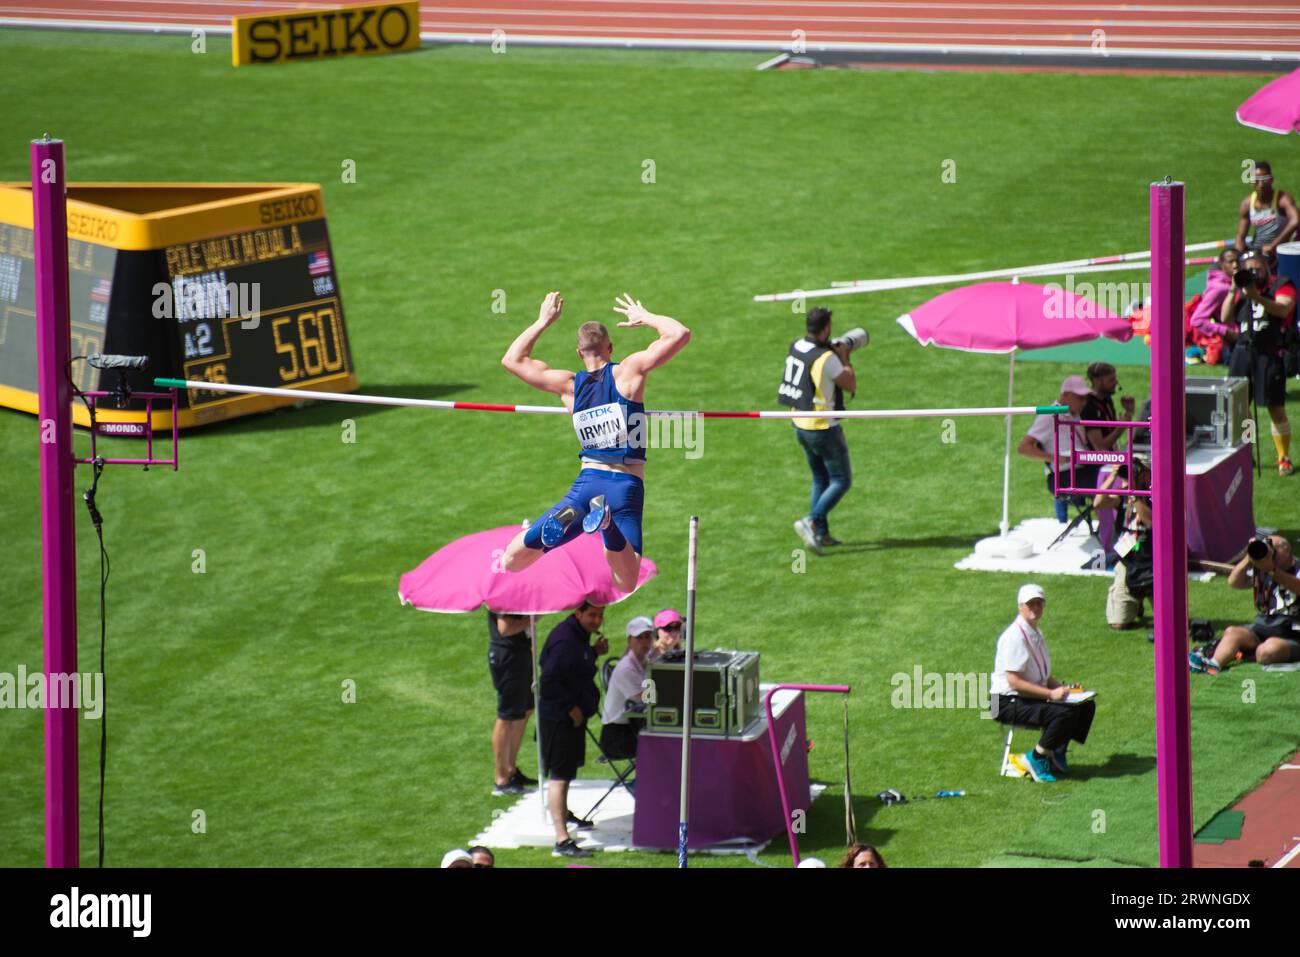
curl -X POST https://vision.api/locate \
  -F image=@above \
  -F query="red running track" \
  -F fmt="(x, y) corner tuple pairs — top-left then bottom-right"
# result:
(3, 1), (1300, 62)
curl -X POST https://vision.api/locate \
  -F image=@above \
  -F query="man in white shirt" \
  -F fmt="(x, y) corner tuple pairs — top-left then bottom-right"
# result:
(991, 584), (1096, 782)
(599, 616), (655, 760)
(1017, 374), (1092, 522)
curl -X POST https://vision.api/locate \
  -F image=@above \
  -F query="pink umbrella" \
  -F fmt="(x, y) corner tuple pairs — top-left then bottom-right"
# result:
(399, 524), (658, 614)
(1236, 67), (1300, 135)
(896, 280), (1132, 353)
(896, 280), (1133, 550)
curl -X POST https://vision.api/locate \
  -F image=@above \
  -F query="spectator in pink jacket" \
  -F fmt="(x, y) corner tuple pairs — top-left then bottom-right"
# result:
(1188, 249), (1240, 365)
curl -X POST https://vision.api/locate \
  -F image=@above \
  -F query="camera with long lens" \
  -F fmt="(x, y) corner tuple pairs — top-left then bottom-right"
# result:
(1234, 267), (1264, 289)
(1247, 537), (1273, 561)
(831, 327), (869, 354)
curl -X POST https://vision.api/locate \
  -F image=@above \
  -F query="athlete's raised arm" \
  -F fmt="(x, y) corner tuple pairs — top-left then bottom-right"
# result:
(501, 291), (577, 398)
(613, 294), (691, 378)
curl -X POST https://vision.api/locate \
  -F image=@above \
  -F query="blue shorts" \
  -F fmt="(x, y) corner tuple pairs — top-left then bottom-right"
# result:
(524, 469), (644, 555)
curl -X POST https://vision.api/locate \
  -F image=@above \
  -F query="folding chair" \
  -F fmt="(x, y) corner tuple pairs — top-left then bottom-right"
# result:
(998, 724), (1040, 778)
(582, 657), (640, 819)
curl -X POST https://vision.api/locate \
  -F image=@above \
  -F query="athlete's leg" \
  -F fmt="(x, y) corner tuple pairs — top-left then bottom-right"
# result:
(503, 474), (592, 573)
(601, 474), (644, 593)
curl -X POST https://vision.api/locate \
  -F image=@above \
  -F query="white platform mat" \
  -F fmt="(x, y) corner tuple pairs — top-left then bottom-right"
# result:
(955, 517), (1213, 582)
(470, 779), (826, 857)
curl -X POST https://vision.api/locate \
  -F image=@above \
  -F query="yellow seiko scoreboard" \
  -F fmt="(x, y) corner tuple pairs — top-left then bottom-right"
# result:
(0, 183), (357, 429)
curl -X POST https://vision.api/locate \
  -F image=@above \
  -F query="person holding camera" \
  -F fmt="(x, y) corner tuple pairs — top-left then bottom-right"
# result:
(1234, 160), (1299, 262)
(778, 307), (863, 554)
(1219, 249), (1297, 475)
(1094, 456), (1153, 630)
(1080, 362), (1135, 452)
(1190, 535), (1300, 675)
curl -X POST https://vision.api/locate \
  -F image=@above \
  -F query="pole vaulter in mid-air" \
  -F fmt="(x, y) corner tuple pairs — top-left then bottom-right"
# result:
(499, 292), (692, 592)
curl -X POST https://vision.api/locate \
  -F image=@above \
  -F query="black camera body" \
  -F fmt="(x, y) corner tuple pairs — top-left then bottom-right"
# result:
(1247, 537), (1273, 561)
(1234, 267), (1265, 289)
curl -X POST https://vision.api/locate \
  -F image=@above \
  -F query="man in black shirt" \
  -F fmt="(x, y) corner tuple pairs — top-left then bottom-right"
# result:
(487, 611), (539, 796)
(538, 601), (608, 858)
(1220, 250), (1297, 475)
(1080, 362), (1135, 452)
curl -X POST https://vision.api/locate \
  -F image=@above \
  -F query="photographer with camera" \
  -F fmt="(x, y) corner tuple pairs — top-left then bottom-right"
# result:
(1094, 456), (1153, 631)
(1219, 249), (1297, 475)
(1190, 535), (1300, 674)
(778, 307), (865, 554)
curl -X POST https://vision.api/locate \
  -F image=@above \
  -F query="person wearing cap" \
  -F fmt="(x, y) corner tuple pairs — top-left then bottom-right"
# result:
(441, 849), (474, 869)
(1095, 456), (1154, 629)
(990, 584), (1096, 783)
(649, 608), (685, 662)
(599, 615), (656, 761)
(1017, 375), (1093, 522)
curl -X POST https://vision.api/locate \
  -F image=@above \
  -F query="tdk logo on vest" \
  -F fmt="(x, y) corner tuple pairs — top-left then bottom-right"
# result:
(573, 402), (627, 449)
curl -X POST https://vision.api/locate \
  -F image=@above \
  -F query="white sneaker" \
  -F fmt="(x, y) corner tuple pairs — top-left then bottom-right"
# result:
(794, 517), (822, 555)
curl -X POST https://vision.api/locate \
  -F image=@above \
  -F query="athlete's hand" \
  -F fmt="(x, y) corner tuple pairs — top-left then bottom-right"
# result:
(613, 293), (651, 327)
(594, 635), (609, 657)
(1120, 395), (1136, 415)
(569, 705), (583, 728)
(538, 291), (564, 326)
(1049, 686), (1070, 702)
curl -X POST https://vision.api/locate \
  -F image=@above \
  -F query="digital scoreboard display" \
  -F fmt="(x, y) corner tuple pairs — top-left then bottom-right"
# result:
(0, 183), (357, 429)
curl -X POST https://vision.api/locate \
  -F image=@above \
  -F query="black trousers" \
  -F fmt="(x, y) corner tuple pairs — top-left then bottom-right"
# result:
(993, 694), (1096, 753)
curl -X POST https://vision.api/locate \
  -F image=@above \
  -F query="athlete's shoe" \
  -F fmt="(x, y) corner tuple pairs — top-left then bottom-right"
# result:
(565, 811), (595, 830)
(582, 495), (612, 534)
(491, 780), (528, 796)
(509, 769), (537, 787)
(1022, 750), (1058, 783)
(1189, 650), (1221, 676)
(1279, 457), (1295, 477)
(1050, 747), (1070, 777)
(820, 534), (843, 547)
(794, 517), (822, 555)
(541, 506), (579, 547)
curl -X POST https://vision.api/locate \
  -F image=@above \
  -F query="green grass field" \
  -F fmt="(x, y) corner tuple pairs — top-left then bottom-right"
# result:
(2, 29), (1297, 868)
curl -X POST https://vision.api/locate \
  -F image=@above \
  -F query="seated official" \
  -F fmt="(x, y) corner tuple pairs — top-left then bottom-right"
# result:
(990, 584), (1096, 783)
(1094, 457), (1153, 630)
(1017, 374), (1093, 522)
(1191, 534), (1300, 675)
(599, 616), (655, 761)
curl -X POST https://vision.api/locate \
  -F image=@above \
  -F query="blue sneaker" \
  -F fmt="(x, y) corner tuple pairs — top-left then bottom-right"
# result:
(1050, 747), (1070, 776)
(1022, 750), (1058, 783)
(541, 506), (579, 547)
(582, 495), (611, 534)
(1189, 650), (1221, 676)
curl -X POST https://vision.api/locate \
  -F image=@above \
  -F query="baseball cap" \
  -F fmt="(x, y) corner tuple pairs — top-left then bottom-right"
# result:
(626, 615), (655, 638)
(1059, 375), (1090, 397)
(441, 849), (474, 869)
(654, 608), (684, 628)
(1017, 584), (1045, 605)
